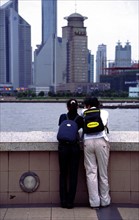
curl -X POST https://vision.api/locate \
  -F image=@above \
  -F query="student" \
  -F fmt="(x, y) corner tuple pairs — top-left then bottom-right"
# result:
(82, 97), (111, 208)
(57, 98), (83, 209)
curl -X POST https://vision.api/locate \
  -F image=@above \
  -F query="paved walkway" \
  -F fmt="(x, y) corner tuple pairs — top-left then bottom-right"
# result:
(0, 204), (139, 220)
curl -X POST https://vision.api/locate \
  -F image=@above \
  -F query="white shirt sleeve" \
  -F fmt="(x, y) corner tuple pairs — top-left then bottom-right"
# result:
(100, 110), (109, 126)
(81, 108), (87, 116)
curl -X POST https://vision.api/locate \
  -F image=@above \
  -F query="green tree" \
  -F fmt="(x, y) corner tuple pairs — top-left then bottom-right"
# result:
(38, 91), (45, 97)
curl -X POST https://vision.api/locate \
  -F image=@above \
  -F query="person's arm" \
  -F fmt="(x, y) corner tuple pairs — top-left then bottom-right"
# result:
(100, 110), (108, 125)
(101, 110), (109, 133)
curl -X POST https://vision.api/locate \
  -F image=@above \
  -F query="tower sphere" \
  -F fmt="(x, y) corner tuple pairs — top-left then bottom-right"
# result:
(64, 12), (88, 21)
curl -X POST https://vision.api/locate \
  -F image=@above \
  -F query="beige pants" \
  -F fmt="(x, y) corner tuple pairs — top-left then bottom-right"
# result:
(84, 137), (111, 207)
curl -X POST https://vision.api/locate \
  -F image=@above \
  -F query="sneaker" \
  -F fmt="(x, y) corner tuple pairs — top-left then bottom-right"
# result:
(101, 204), (110, 208)
(91, 206), (100, 210)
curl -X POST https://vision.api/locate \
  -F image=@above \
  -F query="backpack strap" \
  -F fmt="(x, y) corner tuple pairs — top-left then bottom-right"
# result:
(105, 125), (109, 134)
(83, 108), (101, 116)
(66, 114), (79, 122)
(74, 115), (79, 122)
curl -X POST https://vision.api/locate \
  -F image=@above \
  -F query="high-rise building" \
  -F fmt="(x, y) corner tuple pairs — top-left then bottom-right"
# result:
(0, 0), (32, 90)
(62, 13), (88, 84)
(96, 44), (107, 82)
(115, 41), (131, 67)
(12, 0), (18, 12)
(18, 15), (32, 88)
(56, 12), (98, 94)
(42, 0), (57, 44)
(88, 51), (94, 83)
(34, 0), (66, 94)
(34, 36), (67, 94)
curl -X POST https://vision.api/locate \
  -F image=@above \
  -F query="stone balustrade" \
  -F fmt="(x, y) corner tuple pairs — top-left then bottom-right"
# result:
(0, 131), (139, 206)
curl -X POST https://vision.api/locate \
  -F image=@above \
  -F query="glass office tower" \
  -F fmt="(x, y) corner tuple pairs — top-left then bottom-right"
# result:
(0, 0), (32, 90)
(34, 0), (67, 94)
(96, 44), (107, 82)
(42, 0), (57, 44)
(115, 41), (131, 67)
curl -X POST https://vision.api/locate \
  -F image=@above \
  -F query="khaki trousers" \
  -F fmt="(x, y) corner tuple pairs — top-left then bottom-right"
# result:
(84, 137), (111, 207)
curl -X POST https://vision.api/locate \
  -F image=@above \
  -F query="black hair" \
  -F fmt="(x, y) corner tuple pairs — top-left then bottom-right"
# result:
(84, 97), (100, 108)
(67, 98), (78, 112)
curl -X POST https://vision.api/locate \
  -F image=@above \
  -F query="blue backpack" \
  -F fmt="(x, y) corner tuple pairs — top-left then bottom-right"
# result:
(57, 115), (79, 143)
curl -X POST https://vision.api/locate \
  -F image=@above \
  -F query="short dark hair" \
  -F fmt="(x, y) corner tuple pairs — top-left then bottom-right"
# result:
(84, 97), (100, 108)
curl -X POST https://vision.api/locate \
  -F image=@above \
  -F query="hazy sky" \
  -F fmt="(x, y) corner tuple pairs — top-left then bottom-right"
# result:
(1, 0), (139, 62)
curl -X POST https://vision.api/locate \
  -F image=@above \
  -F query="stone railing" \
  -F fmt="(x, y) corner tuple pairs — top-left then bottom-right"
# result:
(0, 131), (139, 206)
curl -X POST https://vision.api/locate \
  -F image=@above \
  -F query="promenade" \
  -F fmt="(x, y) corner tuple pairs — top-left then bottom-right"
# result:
(0, 204), (139, 220)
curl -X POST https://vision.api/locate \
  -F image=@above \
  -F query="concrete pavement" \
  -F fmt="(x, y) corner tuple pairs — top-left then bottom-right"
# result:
(0, 204), (139, 220)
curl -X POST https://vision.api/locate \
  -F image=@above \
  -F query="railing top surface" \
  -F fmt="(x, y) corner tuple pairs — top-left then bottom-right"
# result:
(0, 131), (138, 151)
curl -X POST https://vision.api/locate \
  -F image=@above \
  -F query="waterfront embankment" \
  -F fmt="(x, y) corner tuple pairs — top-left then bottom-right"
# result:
(0, 131), (139, 206)
(1, 96), (139, 108)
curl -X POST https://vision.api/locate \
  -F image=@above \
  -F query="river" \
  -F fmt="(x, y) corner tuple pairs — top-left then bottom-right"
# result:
(0, 103), (139, 132)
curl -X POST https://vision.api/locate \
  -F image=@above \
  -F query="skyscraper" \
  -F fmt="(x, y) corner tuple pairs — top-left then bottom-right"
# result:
(96, 44), (107, 82)
(88, 51), (94, 83)
(0, 0), (32, 90)
(42, 0), (57, 44)
(34, 0), (66, 94)
(115, 41), (131, 67)
(62, 13), (88, 84)
(12, 0), (18, 12)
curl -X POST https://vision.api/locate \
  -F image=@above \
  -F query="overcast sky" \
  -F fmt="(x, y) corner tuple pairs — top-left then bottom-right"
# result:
(1, 0), (139, 62)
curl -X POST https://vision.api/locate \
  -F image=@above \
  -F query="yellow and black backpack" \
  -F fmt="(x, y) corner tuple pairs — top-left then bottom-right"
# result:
(83, 108), (105, 134)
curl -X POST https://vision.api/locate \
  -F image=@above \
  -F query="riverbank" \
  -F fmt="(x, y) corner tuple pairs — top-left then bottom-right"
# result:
(0, 96), (139, 108)
(1, 96), (139, 102)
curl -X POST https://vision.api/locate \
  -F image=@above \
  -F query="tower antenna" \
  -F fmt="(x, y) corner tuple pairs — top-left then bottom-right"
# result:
(75, 0), (77, 13)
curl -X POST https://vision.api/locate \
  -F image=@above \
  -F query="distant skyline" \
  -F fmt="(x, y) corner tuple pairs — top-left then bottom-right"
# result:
(1, 0), (138, 62)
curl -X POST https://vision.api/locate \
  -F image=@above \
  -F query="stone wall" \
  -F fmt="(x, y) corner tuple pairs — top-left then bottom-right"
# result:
(0, 131), (139, 206)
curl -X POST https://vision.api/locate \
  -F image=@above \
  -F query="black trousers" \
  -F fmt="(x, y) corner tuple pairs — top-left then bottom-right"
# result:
(58, 142), (80, 205)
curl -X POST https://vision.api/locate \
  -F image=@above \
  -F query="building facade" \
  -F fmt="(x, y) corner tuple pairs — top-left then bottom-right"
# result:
(100, 41), (134, 92)
(96, 44), (107, 82)
(0, 0), (32, 91)
(88, 51), (94, 83)
(34, 0), (67, 94)
(34, 36), (67, 94)
(115, 41), (131, 67)
(100, 66), (139, 92)
(42, 0), (57, 44)
(18, 16), (32, 88)
(56, 12), (105, 94)
(62, 13), (88, 84)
